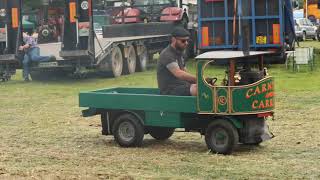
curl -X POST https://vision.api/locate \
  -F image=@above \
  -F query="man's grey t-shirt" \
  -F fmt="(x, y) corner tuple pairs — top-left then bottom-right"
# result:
(157, 45), (190, 95)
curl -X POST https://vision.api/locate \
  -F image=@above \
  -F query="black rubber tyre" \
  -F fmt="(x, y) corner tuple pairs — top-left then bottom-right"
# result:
(111, 46), (124, 77)
(123, 45), (137, 74)
(205, 119), (239, 155)
(113, 113), (144, 147)
(136, 45), (148, 72)
(148, 127), (175, 140)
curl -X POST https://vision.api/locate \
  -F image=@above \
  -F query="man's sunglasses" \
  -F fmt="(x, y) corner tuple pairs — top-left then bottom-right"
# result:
(176, 38), (189, 44)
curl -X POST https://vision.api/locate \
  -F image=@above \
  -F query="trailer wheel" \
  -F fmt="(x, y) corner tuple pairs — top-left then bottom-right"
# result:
(136, 45), (148, 72)
(113, 113), (144, 147)
(205, 119), (239, 155)
(111, 46), (124, 77)
(123, 45), (137, 74)
(148, 127), (175, 140)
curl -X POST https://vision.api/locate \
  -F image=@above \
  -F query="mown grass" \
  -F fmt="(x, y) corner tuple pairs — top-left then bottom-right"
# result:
(1, 43), (320, 179)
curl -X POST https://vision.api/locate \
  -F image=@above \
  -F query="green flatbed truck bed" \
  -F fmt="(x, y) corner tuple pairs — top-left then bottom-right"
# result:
(79, 87), (196, 113)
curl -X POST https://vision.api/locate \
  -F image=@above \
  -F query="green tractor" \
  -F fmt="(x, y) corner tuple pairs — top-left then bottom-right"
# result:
(79, 51), (275, 154)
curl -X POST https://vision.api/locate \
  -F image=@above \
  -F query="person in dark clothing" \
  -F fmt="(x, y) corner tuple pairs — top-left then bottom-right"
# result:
(157, 27), (197, 96)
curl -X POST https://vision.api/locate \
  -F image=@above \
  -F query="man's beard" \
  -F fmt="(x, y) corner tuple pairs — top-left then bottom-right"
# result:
(175, 44), (185, 52)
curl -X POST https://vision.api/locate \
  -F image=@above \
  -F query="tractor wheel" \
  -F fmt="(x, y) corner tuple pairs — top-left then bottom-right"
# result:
(123, 45), (137, 74)
(136, 45), (148, 72)
(113, 113), (144, 147)
(148, 127), (175, 140)
(205, 119), (239, 155)
(111, 46), (124, 77)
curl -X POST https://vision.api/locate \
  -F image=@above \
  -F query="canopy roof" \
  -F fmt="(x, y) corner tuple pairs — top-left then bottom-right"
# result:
(195, 51), (274, 60)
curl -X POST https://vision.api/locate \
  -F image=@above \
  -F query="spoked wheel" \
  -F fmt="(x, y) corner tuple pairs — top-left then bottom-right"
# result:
(111, 46), (124, 77)
(148, 127), (175, 140)
(136, 45), (148, 72)
(205, 119), (239, 155)
(124, 45), (137, 74)
(113, 113), (144, 147)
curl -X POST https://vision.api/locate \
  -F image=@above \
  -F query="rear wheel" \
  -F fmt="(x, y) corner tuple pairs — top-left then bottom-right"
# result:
(148, 127), (175, 140)
(136, 45), (148, 72)
(205, 119), (239, 155)
(123, 45), (137, 74)
(111, 46), (124, 77)
(113, 113), (144, 147)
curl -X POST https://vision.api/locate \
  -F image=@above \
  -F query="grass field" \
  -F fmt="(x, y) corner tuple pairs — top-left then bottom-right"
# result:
(1, 42), (320, 179)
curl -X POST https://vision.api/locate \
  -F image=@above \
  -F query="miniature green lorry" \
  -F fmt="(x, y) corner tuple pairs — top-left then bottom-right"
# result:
(79, 51), (275, 154)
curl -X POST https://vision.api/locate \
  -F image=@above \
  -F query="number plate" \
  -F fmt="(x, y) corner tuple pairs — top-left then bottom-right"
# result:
(38, 62), (58, 68)
(256, 36), (267, 44)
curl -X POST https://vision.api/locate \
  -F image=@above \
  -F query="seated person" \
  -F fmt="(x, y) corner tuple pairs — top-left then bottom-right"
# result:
(19, 29), (56, 81)
(157, 27), (197, 96)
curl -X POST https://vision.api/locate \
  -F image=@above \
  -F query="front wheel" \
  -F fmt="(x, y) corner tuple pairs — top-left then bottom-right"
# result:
(113, 113), (144, 147)
(205, 119), (239, 155)
(148, 127), (175, 140)
(136, 45), (148, 72)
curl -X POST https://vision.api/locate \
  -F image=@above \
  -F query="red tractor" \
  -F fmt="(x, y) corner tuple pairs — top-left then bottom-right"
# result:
(113, 0), (188, 24)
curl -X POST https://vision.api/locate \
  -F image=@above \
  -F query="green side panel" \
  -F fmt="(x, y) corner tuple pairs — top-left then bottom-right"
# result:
(79, 88), (197, 113)
(92, 88), (160, 94)
(231, 77), (275, 113)
(144, 111), (182, 128)
(197, 61), (214, 113)
(217, 87), (229, 113)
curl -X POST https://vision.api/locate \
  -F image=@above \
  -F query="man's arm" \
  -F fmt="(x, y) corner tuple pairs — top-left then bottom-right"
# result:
(167, 62), (196, 84)
(19, 44), (30, 51)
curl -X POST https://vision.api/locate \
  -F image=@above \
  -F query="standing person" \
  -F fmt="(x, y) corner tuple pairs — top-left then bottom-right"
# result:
(19, 29), (56, 81)
(157, 27), (197, 96)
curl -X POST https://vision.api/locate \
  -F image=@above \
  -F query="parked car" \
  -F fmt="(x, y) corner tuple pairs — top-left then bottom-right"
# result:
(295, 18), (319, 41)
